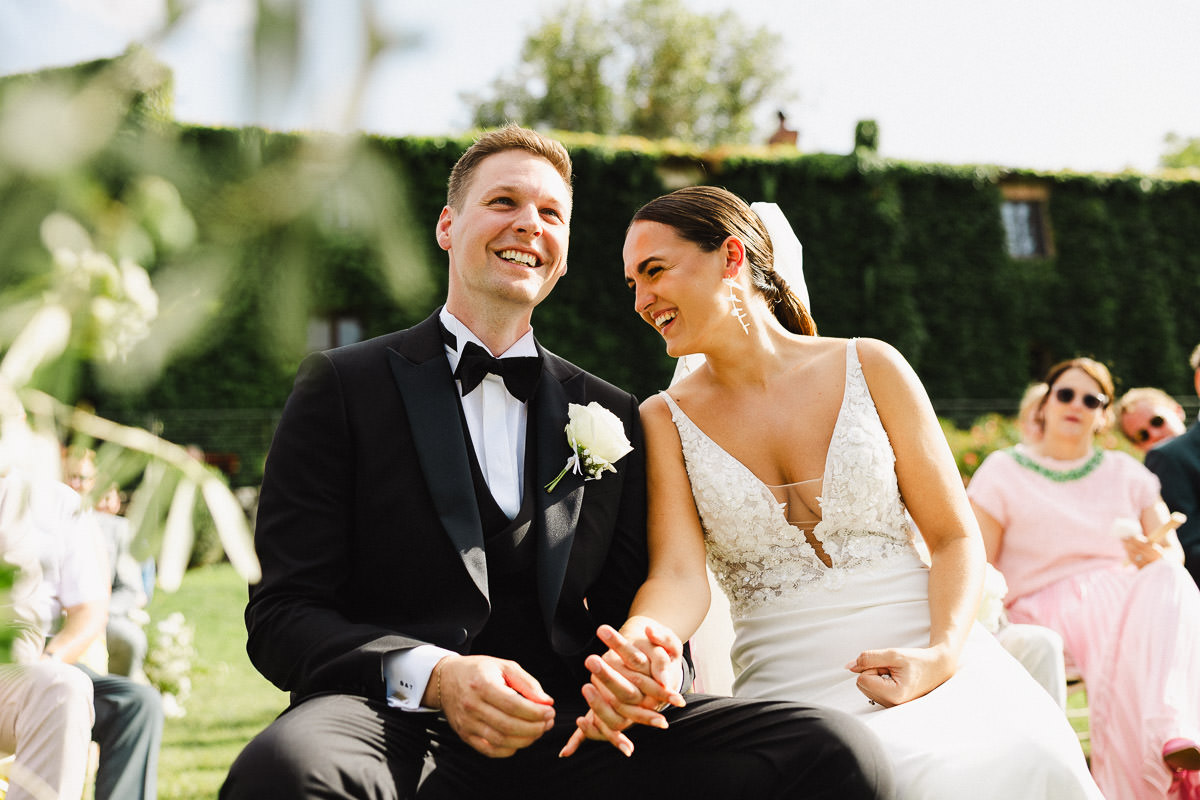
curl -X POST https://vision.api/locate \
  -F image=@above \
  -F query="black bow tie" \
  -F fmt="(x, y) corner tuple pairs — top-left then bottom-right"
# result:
(442, 323), (541, 402)
(456, 341), (541, 402)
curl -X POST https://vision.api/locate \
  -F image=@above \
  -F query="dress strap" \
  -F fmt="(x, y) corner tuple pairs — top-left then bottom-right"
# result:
(658, 390), (685, 418)
(844, 338), (861, 378)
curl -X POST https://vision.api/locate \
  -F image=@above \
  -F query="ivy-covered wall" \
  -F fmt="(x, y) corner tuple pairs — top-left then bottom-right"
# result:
(10, 107), (1195, 484)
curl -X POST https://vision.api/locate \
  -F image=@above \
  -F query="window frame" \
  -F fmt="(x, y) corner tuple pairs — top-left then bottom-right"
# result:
(1000, 182), (1055, 260)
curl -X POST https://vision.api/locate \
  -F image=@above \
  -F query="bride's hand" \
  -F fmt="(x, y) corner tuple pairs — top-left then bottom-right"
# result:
(845, 646), (955, 707)
(558, 621), (686, 758)
(559, 708), (631, 758)
(586, 622), (686, 714)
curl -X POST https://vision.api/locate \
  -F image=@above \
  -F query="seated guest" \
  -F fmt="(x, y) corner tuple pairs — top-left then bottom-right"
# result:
(22, 464), (163, 800)
(1116, 386), (1187, 453)
(1017, 382), (1049, 445)
(1144, 343), (1200, 589)
(0, 662), (95, 799)
(1, 470), (95, 800)
(62, 448), (150, 679)
(969, 357), (1200, 799)
(980, 380), (1073, 712)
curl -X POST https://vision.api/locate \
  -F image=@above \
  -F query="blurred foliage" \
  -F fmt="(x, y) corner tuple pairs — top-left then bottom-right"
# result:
(943, 415), (1022, 483)
(189, 479), (226, 569)
(855, 119), (880, 152)
(0, 562), (14, 662)
(0, 2), (429, 595)
(469, 0), (794, 146)
(1161, 132), (1200, 169)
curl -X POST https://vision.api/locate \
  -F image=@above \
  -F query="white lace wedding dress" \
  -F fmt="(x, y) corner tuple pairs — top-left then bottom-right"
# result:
(662, 340), (1101, 800)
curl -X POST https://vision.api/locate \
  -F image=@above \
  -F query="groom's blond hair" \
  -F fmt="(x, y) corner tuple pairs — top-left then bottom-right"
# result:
(447, 125), (573, 211)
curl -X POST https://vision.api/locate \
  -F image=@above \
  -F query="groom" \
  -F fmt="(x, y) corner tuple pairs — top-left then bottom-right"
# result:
(221, 125), (893, 799)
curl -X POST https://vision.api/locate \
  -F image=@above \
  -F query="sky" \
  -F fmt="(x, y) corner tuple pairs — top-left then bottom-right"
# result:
(2, 0), (1199, 174)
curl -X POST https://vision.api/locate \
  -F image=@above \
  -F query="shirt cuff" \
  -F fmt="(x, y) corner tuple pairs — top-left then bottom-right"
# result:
(383, 644), (456, 711)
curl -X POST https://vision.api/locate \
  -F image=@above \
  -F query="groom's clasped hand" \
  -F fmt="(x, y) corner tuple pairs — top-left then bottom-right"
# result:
(434, 654), (556, 759)
(559, 619), (687, 758)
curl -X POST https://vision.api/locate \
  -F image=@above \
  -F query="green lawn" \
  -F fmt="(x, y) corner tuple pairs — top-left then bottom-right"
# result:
(146, 563), (287, 800)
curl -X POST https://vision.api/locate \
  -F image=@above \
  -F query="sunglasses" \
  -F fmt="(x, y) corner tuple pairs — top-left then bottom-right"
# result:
(1133, 415), (1166, 443)
(1053, 386), (1107, 410)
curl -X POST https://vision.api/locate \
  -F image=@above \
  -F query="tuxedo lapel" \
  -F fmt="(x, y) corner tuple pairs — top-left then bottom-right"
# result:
(386, 314), (488, 600)
(534, 348), (586, 627)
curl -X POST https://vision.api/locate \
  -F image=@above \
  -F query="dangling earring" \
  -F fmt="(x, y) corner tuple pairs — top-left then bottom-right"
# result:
(724, 277), (750, 335)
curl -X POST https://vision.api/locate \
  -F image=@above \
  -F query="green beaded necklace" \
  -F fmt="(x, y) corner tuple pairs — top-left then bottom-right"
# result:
(1008, 446), (1104, 482)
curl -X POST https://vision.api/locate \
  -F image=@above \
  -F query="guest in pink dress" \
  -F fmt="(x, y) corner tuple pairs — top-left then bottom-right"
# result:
(969, 357), (1200, 800)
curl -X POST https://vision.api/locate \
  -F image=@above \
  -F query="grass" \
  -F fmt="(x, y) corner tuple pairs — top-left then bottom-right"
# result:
(1067, 683), (1092, 763)
(145, 562), (287, 800)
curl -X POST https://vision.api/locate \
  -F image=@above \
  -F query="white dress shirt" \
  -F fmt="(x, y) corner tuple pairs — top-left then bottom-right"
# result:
(438, 309), (534, 518)
(383, 310), (537, 710)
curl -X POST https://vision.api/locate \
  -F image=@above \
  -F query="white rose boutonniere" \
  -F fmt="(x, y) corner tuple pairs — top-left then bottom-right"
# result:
(545, 402), (634, 492)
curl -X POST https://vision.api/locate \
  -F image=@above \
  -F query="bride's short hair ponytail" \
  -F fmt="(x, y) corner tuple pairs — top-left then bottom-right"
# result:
(630, 186), (816, 336)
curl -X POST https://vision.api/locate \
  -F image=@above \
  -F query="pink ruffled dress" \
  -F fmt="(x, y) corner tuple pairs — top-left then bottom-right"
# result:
(969, 445), (1200, 799)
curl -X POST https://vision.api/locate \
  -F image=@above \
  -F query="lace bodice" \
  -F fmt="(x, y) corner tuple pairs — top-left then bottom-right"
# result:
(662, 339), (916, 618)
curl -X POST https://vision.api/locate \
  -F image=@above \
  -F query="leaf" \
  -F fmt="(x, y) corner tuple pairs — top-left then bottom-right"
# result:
(158, 477), (197, 592)
(200, 477), (261, 584)
(0, 304), (72, 388)
(125, 460), (180, 563)
(93, 440), (150, 494)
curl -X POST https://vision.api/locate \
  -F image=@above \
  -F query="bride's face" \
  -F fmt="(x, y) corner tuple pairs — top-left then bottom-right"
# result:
(623, 220), (730, 357)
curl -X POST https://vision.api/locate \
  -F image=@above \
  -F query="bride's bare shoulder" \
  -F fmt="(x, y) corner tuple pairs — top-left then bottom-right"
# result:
(851, 337), (929, 411)
(640, 385), (681, 426)
(851, 337), (912, 376)
(638, 388), (687, 452)
(640, 390), (670, 418)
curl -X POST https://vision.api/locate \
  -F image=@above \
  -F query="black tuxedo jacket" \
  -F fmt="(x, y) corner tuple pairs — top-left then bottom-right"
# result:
(246, 312), (650, 703)
(1145, 422), (1200, 582)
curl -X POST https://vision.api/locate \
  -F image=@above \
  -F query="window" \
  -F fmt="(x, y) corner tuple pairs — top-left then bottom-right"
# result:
(1000, 183), (1053, 259)
(307, 314), (363, 351)
(1001, 201), (1046, 258)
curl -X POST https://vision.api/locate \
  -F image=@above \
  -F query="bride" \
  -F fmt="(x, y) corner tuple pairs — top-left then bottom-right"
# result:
(562, 186), (1101, 798)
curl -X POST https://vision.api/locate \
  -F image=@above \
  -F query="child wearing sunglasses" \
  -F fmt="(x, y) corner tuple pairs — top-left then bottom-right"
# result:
(968, 357), (1200, 800)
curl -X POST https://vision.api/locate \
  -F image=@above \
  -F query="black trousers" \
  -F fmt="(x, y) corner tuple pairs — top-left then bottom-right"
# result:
(220, 692), (894, 800)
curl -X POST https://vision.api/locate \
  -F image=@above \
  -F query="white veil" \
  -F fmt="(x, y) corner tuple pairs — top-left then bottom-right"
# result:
(669, 201), (810, 386)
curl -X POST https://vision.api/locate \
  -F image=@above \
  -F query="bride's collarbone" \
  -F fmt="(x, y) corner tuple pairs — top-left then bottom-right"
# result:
(681, 362), (843, 413)
(686, 408), (835, 486)
(670, 350), (846, 474)
(680, 382), (842, 439)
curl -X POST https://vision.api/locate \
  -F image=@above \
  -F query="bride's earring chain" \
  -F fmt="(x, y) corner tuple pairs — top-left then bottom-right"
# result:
(724, 278), (750, 335)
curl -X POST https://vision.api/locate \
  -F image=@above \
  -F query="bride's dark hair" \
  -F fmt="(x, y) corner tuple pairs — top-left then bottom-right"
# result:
(629, 186), (816, 336)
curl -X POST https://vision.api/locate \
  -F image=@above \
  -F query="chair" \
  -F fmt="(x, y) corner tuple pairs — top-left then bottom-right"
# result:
(0, 752), (13, 798)
(0, 740), (100, 798)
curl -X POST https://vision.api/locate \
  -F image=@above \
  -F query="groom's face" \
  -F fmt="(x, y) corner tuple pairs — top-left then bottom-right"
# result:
(437, 149), (571, 315)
